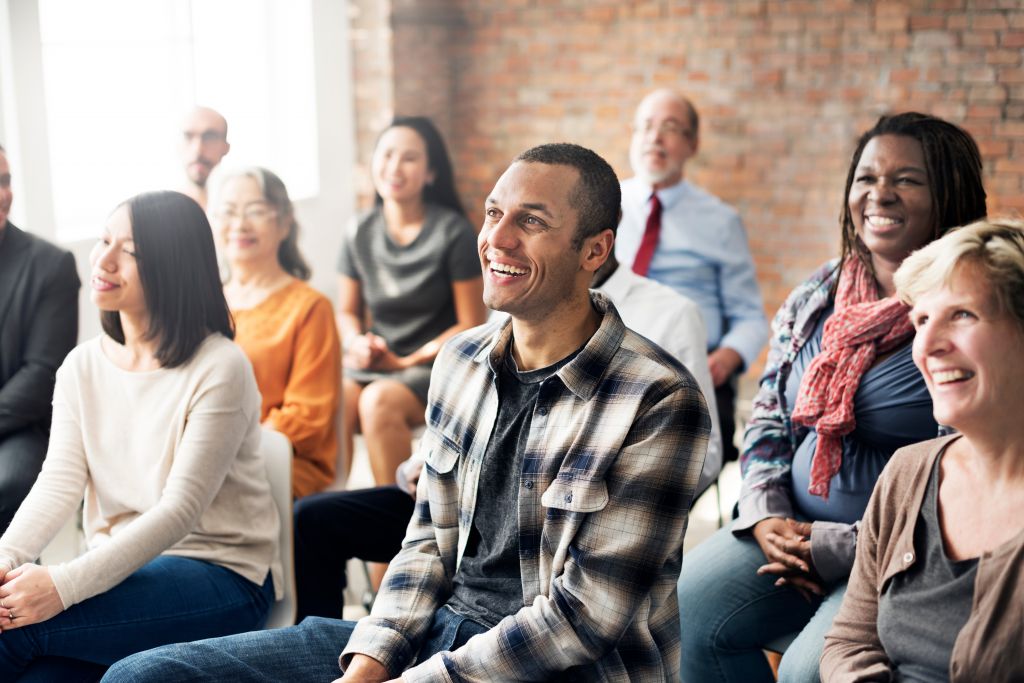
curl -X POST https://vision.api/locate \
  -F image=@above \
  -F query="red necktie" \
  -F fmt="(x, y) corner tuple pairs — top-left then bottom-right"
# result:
(632, 194), (662, 276)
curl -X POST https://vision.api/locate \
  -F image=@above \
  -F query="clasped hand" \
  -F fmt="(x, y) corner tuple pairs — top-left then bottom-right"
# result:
(752, 517), (824, 602)
(344, 333), (409, 372)
(0, 564), (63, 630)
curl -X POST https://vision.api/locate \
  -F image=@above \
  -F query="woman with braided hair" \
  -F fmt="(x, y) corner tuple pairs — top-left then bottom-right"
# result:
(677, 112), (987, 683)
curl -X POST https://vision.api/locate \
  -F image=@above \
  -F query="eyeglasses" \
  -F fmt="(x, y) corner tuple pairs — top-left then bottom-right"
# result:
(183, 130), (227, 145)
(632, 120), (693, 139)
(212, 205), (277, 223)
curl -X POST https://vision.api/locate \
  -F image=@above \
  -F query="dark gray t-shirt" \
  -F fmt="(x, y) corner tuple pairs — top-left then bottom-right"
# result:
(336, 204), (480, 357)
(446, 345), (577, 628)
(878, 451), (979, 682)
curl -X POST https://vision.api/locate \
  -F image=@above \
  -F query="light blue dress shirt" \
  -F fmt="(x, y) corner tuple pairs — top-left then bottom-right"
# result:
(616, 177), (768, 368)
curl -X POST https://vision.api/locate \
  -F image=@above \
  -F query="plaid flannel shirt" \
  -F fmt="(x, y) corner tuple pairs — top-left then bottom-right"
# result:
(341, 292), (711, 681)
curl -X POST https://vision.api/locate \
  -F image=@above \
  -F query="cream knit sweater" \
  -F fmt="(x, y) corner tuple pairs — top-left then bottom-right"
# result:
(0, 334), (281, 608)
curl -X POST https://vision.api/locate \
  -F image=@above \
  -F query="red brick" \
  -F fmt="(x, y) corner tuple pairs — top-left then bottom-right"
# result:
(973, 13), (1010, 30)
(909, 14), (945, 30)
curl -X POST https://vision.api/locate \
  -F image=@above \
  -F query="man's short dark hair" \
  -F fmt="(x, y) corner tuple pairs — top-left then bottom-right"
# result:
(101, 191), (234, 368)
(514, 143), (621, 250)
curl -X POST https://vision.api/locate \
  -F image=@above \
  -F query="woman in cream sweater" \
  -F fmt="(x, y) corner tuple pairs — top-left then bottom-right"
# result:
(0, 191), (280, 681)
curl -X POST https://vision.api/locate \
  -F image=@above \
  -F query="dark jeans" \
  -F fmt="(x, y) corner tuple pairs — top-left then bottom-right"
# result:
(294, 485), (416, 620)
(0, 556), (273, 682)
(0, 427), (47, 534)
(715, 374), (740, 463)
(102, 606), (488, 681)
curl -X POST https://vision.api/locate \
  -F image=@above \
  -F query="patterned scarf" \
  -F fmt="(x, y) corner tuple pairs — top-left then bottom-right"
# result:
(791, 256), (914, 499)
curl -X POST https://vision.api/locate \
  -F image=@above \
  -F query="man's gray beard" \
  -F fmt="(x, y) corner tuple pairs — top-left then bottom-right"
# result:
(629, 152), (674, 187)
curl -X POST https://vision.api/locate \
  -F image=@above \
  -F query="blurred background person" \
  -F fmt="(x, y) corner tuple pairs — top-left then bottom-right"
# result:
(0, 143), (80, 536)
(822, 218), (1024, 682)
(179, 106), (230, 210)
(214, 167), (341, 498)
(336, 115), (485, 485)
(0, 191), (279, 681)
(676, 112), (988, 683)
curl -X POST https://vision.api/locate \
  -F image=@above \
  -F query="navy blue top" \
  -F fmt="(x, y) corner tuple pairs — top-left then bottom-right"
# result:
(787, 305), (936, 523)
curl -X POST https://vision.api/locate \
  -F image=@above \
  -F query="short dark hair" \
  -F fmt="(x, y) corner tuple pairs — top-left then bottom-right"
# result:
(514, 143), (621, 250)
(101, 191), (234, 368)
(839, 112), (987, 275)
(375, 116), (465, 217)
(217, 167), (311, 280)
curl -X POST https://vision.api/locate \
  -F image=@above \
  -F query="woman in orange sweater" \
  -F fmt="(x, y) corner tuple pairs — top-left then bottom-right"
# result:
(212, 167), (341, 498)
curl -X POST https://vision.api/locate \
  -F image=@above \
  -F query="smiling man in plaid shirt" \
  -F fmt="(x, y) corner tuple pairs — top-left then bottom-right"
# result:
(104, 143), (711, 683)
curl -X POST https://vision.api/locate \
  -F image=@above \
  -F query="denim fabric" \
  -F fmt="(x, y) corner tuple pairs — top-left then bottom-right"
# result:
(0, 555), (272, 681)
(102, 606), (487, 682)
(102, 617), (355, 683)
(677, 521), (846, 683)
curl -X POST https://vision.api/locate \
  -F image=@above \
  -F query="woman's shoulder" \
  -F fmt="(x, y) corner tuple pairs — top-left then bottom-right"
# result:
(427, 204), (474, 233)
(191, 333), (254, 375)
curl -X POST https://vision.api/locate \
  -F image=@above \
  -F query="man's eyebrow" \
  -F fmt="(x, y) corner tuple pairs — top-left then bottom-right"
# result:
(519, 202), (555, 218)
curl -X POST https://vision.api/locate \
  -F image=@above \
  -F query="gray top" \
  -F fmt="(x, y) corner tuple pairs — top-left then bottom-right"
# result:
(877, 451), (978, 682)
(446, 345), (577, 628)
(337, 204), (480, 357)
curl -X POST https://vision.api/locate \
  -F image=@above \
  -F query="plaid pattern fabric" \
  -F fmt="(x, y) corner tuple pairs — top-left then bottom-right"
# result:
(737, 259), (840, 523)
(341, 292), (711, 681)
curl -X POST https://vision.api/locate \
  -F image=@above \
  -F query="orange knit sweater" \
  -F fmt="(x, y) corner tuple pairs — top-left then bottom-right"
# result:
(232, 280), (341, 497)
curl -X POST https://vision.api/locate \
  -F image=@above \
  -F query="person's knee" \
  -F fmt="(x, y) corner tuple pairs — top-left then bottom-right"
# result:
(103, 645), (193, 682)
(776, 643), (824, 683)
(357, 383), (405, 428)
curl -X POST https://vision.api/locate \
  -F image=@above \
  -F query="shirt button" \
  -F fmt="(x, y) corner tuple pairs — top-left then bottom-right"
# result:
(903, 552), (914, 564)
(524, 480), (534, 489)
(565, 492), (573, 503)
(538, 407), (548, 416)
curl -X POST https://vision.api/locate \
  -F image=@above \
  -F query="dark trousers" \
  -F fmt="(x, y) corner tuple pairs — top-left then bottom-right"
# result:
(293, 485), (416, 621)
(0, 426), (48, 535)
(714, 375), (740, 464)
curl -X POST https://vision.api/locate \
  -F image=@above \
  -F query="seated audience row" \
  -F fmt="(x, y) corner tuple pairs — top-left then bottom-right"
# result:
(0, 93), (1017, 682)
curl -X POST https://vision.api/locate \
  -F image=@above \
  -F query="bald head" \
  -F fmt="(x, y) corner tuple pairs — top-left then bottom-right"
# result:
(629, 89), (699, 190)
(180, 106), (230, 191)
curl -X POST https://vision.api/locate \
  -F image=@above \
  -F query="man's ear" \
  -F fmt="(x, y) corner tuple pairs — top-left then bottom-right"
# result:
(580, 228), (615, 274)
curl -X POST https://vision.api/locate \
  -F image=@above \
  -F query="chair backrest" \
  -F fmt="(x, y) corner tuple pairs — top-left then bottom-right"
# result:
(260, 426), (297, 629)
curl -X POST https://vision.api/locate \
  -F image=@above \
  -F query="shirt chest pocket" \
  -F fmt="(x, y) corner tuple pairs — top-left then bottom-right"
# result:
(541, 477), (609, 513)
(422, 434), (461, 475)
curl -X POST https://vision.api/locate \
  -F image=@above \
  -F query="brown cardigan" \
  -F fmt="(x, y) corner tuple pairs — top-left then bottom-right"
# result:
(820, 434), (1024, 682)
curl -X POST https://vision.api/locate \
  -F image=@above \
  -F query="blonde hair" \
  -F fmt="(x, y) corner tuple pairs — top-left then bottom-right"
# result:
(894, 218), (1024, 330)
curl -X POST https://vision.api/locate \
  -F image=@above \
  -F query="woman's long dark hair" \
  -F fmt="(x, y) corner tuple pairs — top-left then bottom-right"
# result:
(374, 115), (465, 216)
(101, 191), (234, 368)
(838, 112), (987, 279)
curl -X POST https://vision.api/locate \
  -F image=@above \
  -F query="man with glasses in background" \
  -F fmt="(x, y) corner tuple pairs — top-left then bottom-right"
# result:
(179, 106), (231, 209)
(616, 88), (767, 468)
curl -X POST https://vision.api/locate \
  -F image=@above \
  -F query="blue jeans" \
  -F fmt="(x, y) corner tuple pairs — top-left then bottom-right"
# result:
(0, 555), (273, 682)
(103, 605), (488, 681)
(677, 522), (847, 683)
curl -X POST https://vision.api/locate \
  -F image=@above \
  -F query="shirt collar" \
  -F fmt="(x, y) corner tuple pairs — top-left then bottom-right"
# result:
(628, 176), (689, 210)
(473, 291), (626, 401)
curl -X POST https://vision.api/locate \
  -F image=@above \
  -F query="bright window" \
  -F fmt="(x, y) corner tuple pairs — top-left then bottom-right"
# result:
(38, 0), (318, 241)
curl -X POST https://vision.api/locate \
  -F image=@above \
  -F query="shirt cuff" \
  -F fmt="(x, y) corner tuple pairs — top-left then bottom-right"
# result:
(400, 654), (452, 682)
(810, 521), (859, 584)
(733, 484), (794, 535)
(340, 622), (415, 678)
(718, 329), (767, 371)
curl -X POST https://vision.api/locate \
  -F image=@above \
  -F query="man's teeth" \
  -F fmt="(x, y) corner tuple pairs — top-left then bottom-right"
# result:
(932, 369), (975, 384)
(491, 263), (528, 276)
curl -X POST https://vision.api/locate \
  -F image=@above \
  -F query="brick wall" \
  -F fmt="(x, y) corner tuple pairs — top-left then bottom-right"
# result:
(351, 0), (1024, 374)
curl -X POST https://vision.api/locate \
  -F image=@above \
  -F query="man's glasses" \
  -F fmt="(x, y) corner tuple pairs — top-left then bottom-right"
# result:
(183, 130), (227, 145)
(632, 120), (693, 139)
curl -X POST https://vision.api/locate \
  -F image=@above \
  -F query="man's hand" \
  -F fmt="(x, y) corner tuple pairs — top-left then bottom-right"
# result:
(752, 518), (823, 602)
(708, 347), (743, 387)
(0, 564), (63, 630)
(335, 654), (393, 682)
